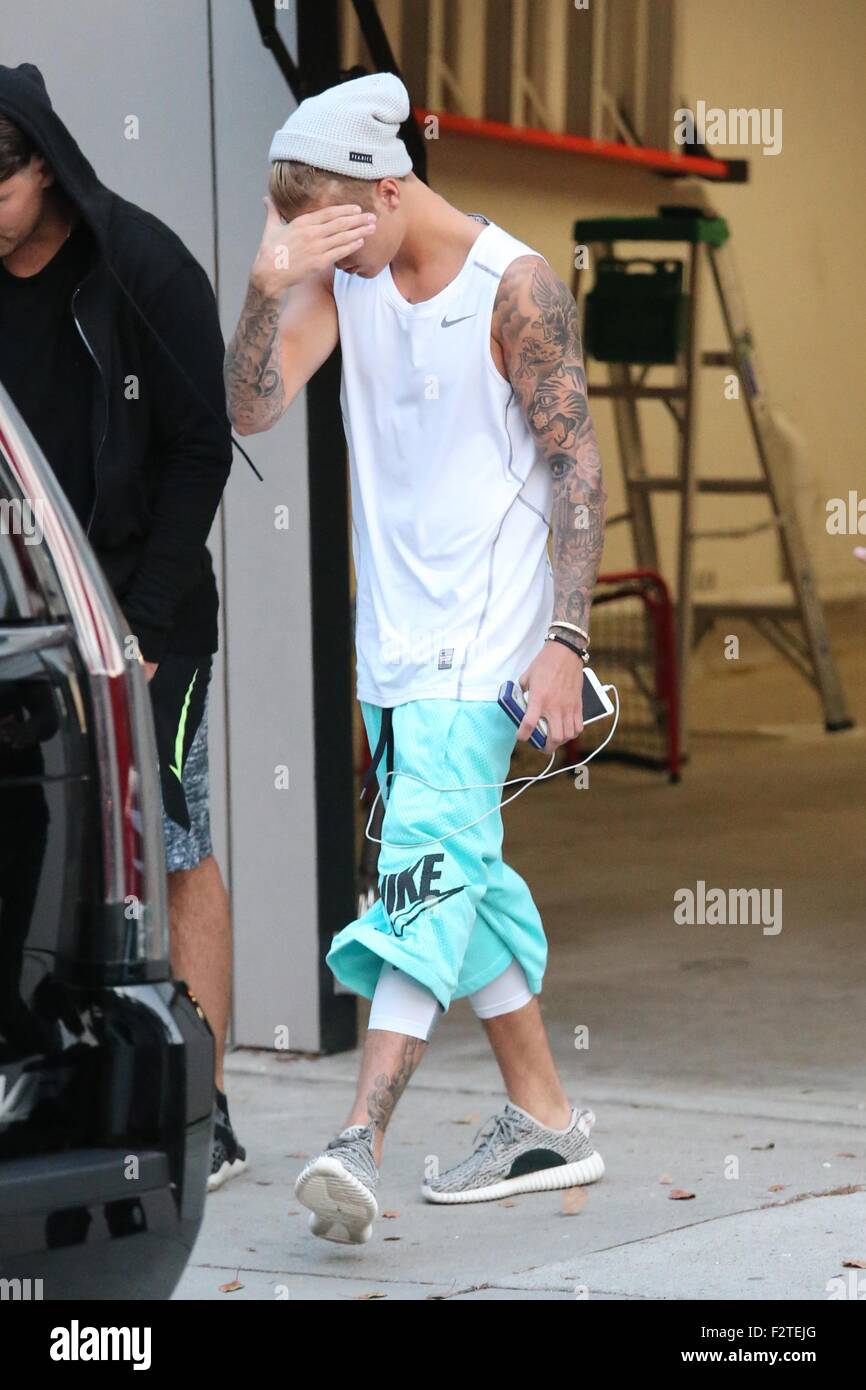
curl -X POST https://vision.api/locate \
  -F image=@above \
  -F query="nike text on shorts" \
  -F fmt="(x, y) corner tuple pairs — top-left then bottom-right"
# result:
(327, 698), (548, 1009)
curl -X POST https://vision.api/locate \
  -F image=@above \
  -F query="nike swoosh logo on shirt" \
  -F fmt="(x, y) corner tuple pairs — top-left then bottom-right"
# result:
(440, 313), (476, 328)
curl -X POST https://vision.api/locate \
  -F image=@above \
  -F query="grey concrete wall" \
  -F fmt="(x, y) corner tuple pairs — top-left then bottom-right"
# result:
(1, 0), (323, 1049)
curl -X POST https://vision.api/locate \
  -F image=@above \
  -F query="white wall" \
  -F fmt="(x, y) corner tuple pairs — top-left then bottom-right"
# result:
(676, 0), (866, 597)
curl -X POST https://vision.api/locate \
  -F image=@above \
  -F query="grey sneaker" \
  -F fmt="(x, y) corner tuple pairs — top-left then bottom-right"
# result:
(421, 1102), (604, 1204)
(294, 1123), (380, 1244)
(207, 1092), (247, 1192)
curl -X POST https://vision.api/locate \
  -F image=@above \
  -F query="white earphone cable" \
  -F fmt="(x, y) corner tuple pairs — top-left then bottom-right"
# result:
(363, 685), (620, 850)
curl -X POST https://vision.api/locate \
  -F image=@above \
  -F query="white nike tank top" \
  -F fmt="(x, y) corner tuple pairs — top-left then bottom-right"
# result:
(334, 217), (554, 706)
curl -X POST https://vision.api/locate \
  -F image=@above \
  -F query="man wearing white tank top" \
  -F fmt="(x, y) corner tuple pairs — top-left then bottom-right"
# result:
(226, 73), (607, 1244)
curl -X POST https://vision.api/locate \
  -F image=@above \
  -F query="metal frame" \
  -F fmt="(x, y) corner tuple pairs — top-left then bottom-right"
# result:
(344, 0), (679, 146)
(589, 569), (681, 781)
(337, 0), (743, 181)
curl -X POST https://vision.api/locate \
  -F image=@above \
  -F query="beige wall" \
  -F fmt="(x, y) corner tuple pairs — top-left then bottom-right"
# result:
(425, 0), (866, 600)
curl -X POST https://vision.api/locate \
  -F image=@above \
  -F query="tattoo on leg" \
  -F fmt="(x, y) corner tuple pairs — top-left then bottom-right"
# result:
(365, 1036), (425, 1135)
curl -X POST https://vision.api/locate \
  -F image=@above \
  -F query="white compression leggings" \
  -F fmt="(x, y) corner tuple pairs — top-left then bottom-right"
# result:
(368, 956), (533, 1043)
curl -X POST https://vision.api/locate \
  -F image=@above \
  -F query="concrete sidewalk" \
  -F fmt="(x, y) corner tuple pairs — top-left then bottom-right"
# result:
(174, 1046), (865, 1301)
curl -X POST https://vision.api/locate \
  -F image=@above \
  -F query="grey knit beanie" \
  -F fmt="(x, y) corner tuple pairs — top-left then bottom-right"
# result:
(268, 72), (413, 179)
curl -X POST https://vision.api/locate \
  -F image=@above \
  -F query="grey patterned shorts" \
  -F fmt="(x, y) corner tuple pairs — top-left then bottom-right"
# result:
(161, 694), (213, 874)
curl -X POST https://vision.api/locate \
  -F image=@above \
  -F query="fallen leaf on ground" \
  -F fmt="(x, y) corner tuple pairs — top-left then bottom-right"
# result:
(501, 1199), (518, 1208)
(455, 1115), (482, 1125)
(842, 1259), (866, 1269)
(659, 1174), (673, 1184)
(668, 1189), (696, 1201)
(561, 1188), (588, 1215)
(751, 1142), (775, 1151)
(838, 1153), (857, 1159)
(383, 1236), (401, 1242)
(382, 1210), (400, 1219)
(768, 1184), (786, 1192)
(255, 1180), (272, 1186)
(219, 1280), (243, 1293)
(356, 1291), (388, 1300)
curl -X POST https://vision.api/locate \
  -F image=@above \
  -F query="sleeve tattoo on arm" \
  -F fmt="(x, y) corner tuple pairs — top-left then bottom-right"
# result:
(224, 284), (286, 434)
(493, 257), (606, 634)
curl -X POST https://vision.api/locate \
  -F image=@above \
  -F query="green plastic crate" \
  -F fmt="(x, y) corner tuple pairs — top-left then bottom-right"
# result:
(584, 257), (687, 365)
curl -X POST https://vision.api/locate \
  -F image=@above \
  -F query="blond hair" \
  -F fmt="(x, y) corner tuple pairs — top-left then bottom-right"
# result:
(269, 160), (406, 218)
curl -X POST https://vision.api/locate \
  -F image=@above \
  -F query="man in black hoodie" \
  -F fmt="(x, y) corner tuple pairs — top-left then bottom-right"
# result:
(0, 63), (245, 1189)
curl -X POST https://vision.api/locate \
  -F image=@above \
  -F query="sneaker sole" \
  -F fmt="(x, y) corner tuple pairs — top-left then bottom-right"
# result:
(420, 1149), (604, 1204)
(295, 1156), (378, 1244)
(207, 1155), (248, 1192)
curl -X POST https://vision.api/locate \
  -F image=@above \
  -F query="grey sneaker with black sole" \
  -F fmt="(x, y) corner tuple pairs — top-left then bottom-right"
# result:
(421, 1102), (604, 1204)
(294, 1123), (380, 1244)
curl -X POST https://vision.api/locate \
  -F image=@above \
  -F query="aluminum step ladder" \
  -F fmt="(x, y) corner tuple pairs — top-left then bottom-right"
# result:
(572, 203), (853, 752)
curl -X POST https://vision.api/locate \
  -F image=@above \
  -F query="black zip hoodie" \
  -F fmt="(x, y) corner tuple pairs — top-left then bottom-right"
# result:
(0, 62), (233, 663)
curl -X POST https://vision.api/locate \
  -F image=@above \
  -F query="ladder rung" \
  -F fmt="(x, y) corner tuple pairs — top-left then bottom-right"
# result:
(701, 351), (735, 367)
(629, 477), (771, 494)
(694, 597), (799, 618)
(698, 478), (771, 494)
(589, 385), (688, 401)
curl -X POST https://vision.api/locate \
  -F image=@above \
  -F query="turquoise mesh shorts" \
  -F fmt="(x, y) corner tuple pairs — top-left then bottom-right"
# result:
(326, 699), (548, 1010)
